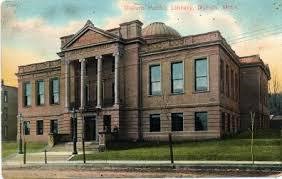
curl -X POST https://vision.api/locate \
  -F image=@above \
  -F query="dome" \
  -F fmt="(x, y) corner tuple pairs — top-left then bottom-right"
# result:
(142, 22), (181, 39)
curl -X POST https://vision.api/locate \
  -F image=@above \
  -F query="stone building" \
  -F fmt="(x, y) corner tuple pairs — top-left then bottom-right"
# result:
(1, 80), (18, 141)
(16, 20), (270, 143)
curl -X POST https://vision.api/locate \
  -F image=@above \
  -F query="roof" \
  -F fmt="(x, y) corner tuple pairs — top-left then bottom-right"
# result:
(142, 22), (181, 39)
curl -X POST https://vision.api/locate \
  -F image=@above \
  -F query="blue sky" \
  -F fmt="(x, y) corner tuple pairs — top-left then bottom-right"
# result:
(2, 0), (282, 88)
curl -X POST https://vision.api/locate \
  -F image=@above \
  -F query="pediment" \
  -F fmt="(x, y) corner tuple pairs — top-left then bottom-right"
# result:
(62, 21), (120, 50)
(69, 29), (113, 48)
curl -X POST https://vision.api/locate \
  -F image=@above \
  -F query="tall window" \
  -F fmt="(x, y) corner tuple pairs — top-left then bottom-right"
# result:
(195, 58), (208, 91)
(227, 113), (230, 132)
(4, 90), (8, 103)
(36, 120), (43, 135)
(3, 107), (8, 121)
(221, 112), (225, 132)
(231, 69), (234, 99)
(150, 114), (160, 132)
(195, 112), (208, 131)
(23, 121), (30, 135)
(103, 115), (111, 133)
(50, 78), (59, 104)
(220, 59), (224, 93)
(171, 62), (184, 94)
(23, 82), (32, 106)
(36, 80), (45, 105)
(149, 65), (161, 95)
(226, 65), (229, 97)
(235, 73), (238, 101)
(50, 120), (58, 134)
(171, 113), (183, 131)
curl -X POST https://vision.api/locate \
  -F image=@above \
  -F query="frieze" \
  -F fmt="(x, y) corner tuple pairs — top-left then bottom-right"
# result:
(18, 59), (61, 74)
(141, 31), (221, 53)
(64, 43), (119, 60)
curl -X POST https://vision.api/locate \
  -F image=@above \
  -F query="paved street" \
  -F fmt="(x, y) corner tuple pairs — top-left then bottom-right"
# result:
(2, 165), (282, 178)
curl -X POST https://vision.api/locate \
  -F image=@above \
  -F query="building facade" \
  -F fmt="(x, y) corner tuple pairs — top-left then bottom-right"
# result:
(1, 81), (18, 141)
(16, 20), (270, 143)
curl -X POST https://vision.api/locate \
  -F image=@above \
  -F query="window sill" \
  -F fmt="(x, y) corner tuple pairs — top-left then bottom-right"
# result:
(36, 104), (45, 107)
(50, 103), (60, 106)
(192, 90), (210, 94)
(170, 92), (185, 96)
(147, 94), (162, 97)
(23, 105), (32, 108)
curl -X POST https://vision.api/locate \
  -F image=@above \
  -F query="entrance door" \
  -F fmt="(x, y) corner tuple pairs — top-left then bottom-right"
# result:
(84, 116), (96, 141)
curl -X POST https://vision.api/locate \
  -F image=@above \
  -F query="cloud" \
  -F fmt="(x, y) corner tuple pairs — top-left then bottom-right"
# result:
(165, 1), (242, 37)
(102, 0), (144, 29)
(2, 5), (85, 59)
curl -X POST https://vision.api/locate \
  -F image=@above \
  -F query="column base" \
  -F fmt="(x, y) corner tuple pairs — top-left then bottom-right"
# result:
(96, 105), (101, 109)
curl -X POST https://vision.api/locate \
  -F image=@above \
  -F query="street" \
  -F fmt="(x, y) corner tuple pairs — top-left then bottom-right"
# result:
(2, 166), (282, 178)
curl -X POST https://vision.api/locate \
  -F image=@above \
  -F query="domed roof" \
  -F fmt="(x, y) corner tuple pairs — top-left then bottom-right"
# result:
(142, 22), (181, 39)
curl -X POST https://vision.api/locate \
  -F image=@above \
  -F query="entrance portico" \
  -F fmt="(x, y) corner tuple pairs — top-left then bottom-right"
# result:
(59, 21), (123, 143)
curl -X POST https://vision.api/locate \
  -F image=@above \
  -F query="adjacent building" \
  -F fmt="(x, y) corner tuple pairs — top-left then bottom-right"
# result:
(16, 20), (270, 143)
(1, 80), (18, 141)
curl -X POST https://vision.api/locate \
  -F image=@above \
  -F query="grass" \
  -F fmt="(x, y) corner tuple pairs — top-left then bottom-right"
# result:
(72, 129), (282, 161)
(2, 141), (47, 158)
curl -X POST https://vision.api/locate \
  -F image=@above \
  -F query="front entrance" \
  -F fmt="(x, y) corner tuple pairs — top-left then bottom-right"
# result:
(84, 116), (96, 141)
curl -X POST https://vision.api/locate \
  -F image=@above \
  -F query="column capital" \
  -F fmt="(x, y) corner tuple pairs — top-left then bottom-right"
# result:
(95, 55), (102, 60)
(64, 59), (70, 65)
(113, 51), (120, 57)
(79, 58), (86, 63)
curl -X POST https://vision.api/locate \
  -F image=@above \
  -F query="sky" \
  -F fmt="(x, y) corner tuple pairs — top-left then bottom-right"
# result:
(1, 0), (282, 91)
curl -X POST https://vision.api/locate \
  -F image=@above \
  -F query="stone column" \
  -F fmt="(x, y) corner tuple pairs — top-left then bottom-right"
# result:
(113, 52), (120, 106)
(96, 55), (102, 108)
(64, 60), (70, 111)
(79, 59), (86, 110)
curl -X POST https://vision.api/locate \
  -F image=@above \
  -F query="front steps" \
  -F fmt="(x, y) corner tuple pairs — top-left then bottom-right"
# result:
(47, 141), (99, 152)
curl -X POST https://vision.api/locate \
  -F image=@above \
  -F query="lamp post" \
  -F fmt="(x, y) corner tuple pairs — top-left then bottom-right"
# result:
(70, 108), (78, 155)
(17, 113), (23, 154)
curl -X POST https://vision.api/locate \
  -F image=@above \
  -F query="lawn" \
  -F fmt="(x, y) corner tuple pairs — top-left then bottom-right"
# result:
(72, 129), (281, 161)
(2, 141), (47, 158)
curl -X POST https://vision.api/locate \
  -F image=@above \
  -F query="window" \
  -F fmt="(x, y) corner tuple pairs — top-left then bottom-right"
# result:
(85, 83), (90, 105)
(50, 78), (59, 104)
(36, 80), (45, 105)
(3, 107), (8, 121)
(231, 116), (235, 133)
(171, 113), (183, 131)
(231, 69), (234, 99)
(195, 58), (208, 91)
(226, 65), (229, 97)
(235, 73), (238, 101)
(221, 112), (225, 132)
(112, 82), (115, 103)
(103, 115), (111, 133)
(149, 65), (161, 95)
(4, 125), (8, 137)
(4, 90), (8, 103)
(23, 82), (32, 106)
(220, 59), (224, 93)
(227, 113), (230, 132)
(171, 62), (184, 94)
(36, 120), (43, 135)
(195, 112), (208, 131)
(150, 114), (160, 132)
(50, 120), (58, 134)
(23, 121), (30, 135)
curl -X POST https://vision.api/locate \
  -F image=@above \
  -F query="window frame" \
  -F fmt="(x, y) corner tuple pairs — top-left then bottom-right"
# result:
(50, 77), (60, 105)
(36, 120), (44, 135)
(36, 80), (45, 106)
(149, 64), (162, 96)
(3, 90), (8, 103)
(50, 119), (58, 134)
(23, 121), (30, 135)
(195, 112), (208, 131)
(171, 61), (184, 94)
(149, 114), (161, 132)
(23, 81), (32, 107)
(220, 59), (225, 94)
(171, 113), (184, 132)
(194, 58), (209, 92)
